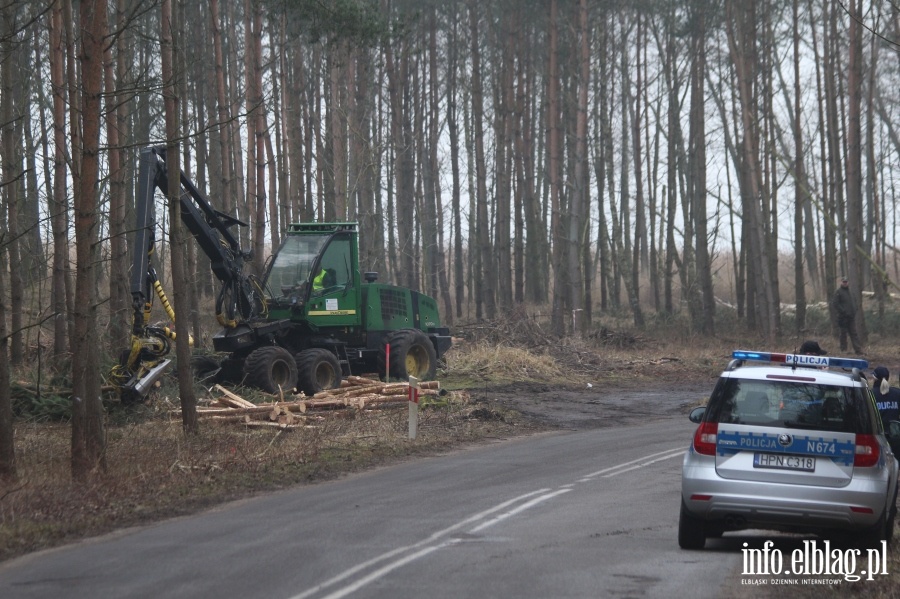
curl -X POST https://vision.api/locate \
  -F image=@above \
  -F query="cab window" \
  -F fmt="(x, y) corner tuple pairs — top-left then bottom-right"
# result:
(313, 236), (352, 295)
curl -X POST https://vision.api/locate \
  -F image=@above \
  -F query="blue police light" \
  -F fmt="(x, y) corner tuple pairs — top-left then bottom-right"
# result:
(825, 356), (869, 370)
(732, 350), (868, 371)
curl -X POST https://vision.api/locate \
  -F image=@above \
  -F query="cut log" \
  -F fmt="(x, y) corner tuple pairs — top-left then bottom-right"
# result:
(206, 415), (255, 423)
(213, 385), (257, 408)
(177, 402), (309, 418)
(347, 376), (379, 386)
(341, 384), (386, 398)
(242, 421), (299, 431)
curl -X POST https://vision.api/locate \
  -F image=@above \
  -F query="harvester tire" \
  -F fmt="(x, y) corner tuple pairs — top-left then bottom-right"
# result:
(380, 329), (437, 381)
(244, 346), (298, 394)
(191, 355), (221, 383)
(295, 348), (342, 396)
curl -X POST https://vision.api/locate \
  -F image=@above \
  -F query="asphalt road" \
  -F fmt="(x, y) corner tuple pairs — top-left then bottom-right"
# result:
(0, 414), (753, 599)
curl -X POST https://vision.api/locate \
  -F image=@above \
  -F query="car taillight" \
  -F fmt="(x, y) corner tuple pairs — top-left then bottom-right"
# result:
(854, 434), (880, 468)
(692, 422), (718, 456)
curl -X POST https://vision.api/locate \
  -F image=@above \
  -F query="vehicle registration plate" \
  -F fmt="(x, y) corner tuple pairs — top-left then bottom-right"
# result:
(753, 453), (815, 472)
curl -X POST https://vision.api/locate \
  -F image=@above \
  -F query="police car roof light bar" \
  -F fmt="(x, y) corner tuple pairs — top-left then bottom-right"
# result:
(732, 350), (869, 371)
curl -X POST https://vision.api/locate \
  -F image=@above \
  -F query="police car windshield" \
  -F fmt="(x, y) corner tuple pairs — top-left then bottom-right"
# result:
(706, 378), (873, 434)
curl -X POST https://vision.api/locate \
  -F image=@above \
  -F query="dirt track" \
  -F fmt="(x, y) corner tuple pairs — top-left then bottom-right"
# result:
(468, 379), (713, 429)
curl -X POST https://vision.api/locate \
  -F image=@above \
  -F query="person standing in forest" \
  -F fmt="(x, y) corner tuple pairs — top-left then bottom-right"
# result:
(831, 276), (864, 355)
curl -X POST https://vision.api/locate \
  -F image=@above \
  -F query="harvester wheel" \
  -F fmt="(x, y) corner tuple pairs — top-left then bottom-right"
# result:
(243, 346), (298, 394)
(379, 329), (437, 381)
(295, 348), (342, 396)
(191, 355), (221, 383)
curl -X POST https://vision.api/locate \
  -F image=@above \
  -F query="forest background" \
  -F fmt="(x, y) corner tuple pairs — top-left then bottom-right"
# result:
(1, 0), (900, 480)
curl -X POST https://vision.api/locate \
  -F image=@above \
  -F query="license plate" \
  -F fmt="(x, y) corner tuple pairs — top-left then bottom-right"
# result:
(753, 453), (815, 472)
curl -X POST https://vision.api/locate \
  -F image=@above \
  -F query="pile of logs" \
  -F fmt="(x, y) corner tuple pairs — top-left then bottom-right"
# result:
(177, 377), (445, 430)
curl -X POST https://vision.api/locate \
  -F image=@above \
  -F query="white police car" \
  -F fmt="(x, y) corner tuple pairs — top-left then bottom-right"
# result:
(679, 350), (899, 549)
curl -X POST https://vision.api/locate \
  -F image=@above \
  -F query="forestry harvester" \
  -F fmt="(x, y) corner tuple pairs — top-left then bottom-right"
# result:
(109, 146), (451, 403)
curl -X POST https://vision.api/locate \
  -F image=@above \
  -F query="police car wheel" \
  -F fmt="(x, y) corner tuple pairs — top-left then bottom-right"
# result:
(678, 502), (706, 550)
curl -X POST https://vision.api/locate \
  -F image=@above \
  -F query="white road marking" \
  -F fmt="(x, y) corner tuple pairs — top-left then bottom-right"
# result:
(289, 489), (551, 599)
(600, 449), (685, 477)
(318, 540), (461, 599)
(579, 447), (685, 481)
(292, 447), (685, 599)
(469, 488), (572, 533)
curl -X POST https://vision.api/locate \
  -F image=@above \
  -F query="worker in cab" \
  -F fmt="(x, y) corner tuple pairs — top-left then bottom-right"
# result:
(313, 268), (327, 292)
(312, 268), (336, 293)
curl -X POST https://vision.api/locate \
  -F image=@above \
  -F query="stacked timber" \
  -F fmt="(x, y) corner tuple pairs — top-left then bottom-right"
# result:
(174, 379), (444, 430)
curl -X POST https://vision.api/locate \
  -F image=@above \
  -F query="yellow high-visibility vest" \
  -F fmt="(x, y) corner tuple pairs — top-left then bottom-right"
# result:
(313, 269), (326, 290)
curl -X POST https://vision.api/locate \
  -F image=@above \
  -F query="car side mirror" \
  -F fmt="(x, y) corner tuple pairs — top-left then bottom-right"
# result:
(689, 406), (706, 424)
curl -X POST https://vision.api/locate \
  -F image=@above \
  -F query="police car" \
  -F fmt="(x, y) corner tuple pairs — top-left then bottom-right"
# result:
(679, 350), (899, 549)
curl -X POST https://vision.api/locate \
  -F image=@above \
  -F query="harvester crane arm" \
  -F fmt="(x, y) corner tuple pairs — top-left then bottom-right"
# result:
(111, 146), (262, 402)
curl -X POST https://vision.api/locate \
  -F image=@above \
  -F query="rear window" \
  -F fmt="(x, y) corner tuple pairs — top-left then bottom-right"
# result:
(704, 377), (876, 434)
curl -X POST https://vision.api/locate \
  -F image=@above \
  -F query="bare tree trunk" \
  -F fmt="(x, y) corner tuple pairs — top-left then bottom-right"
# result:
(446, 13), (464, 317)
(823, 0), (841, 308)
(567, 0), (589, 333)
(49, 0), (68, 360)
(761, 6), (781, 335)
(808, 0), (830, 296)
(631, 14), (646, 290)
(522, 34), (545, 305)
(592, 17), (611, 314)
(353, 49), (378, 272)
(689, 1), (714, 334)
(426, 12), (452, 321)
(17, 44), (42, 288)
(469, 2), (493, 317)
(71, 0), (108, 480)
(162, 0), (197, 434)
(867, 8), (885, 318)
(1, 5), (22, 367)
(330, 43), (348, 220)
(384, 24), (414, 289)
(0, 3), (16, 482)
(285, 35), (307, 224)
(270, 18), (288, 240)
(512, 24), (526, 307)
(663, 21), (678, 317)
(211, 0), (235, 220)
(308, 46), (321, 222)
(846, 0), (866, 346)
(244, 0), (262, 276)
(792, 0), (807, 333)
(106, 0), (129, 352)
(463, 92), (476, 317)
(548, 0), (565, 334)
(0, 214), (11, 480)
(224, 1), (247, 249)
(420, 15), (439, 299)
(726, 0), (777, 342)
(494, 11), (514, 310)
(616, 17), (643, 328)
